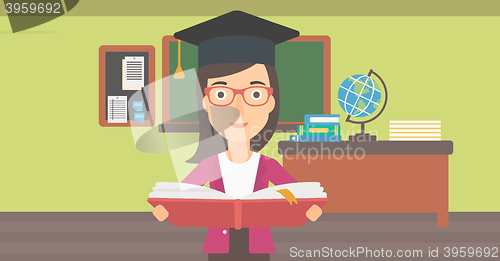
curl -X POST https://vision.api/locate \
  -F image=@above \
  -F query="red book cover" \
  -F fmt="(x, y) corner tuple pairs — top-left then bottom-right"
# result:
(147, 197), (329, 229)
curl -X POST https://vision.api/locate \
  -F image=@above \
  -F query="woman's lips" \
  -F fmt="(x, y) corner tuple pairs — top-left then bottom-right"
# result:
(230, 122), (248, 128)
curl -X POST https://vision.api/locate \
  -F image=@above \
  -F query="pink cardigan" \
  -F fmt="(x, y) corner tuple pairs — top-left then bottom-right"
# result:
(182, 154), (296, 254)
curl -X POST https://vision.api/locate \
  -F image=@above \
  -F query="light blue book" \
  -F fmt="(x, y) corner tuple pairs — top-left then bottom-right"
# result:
(304, 114), (340, 125)
(290, 135), (341, 142)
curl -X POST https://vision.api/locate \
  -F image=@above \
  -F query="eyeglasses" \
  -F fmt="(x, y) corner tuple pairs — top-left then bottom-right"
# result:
(204, 86), (274, 106)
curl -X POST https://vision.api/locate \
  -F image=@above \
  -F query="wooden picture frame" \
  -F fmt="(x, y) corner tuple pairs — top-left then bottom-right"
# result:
(99, 45), (156, 127)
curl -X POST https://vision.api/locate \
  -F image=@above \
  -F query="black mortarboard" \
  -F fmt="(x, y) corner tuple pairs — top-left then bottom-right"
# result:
(174, 11), (299, 68)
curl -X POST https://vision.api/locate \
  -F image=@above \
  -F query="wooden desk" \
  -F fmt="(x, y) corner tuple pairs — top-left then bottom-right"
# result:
(278, 141), (454, 227)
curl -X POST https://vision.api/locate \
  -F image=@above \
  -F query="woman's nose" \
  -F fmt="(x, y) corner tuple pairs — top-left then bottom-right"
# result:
(233, 94), (245, 117)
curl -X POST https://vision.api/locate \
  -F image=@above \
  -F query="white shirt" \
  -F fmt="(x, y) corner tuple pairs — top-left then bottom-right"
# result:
(217, 151), (260, 199)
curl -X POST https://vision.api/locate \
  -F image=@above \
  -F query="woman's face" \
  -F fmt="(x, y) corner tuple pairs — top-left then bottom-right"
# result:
(203, 64), (276, 142)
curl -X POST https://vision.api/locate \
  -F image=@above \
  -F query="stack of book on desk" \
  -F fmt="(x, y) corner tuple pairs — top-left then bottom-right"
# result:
(389, 120), (441, 141)
(290, 114), (341, 142)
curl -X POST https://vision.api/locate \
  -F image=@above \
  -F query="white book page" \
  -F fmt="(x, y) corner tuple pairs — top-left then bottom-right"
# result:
(243, 182), (327, 200)
(149, 182), (233, 199)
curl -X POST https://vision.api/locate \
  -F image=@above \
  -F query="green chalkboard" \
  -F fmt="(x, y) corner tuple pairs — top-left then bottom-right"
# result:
(167, 39), (326, 124)
(168, 42), (199, 123)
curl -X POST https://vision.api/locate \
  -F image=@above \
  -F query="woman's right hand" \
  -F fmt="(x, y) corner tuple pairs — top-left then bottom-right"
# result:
(153, 205), (169, 222)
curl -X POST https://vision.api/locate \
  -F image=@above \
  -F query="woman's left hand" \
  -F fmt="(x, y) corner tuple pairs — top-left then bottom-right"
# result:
(306, 205), (323, 222)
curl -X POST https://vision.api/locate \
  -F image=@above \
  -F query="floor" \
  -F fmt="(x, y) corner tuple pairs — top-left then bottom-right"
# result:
(0, 212), (499, 260)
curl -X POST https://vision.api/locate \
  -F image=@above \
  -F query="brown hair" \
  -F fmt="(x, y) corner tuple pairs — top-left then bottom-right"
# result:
(187, 63), (280, 163)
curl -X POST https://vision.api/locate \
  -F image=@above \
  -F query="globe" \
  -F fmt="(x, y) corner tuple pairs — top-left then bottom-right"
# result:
(338, 74), (381, 117)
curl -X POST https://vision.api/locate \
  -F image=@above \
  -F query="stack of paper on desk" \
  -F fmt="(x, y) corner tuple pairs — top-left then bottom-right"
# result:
(389, 120), (441, 141)
(148, 182), (328, 228)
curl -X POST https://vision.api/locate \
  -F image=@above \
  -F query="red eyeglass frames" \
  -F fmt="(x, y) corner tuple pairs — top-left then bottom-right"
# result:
(204, 86), (274, 106)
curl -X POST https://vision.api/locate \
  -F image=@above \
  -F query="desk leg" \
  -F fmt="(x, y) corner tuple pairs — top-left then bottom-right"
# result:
(437, 211), (449, 227)
(439, 156), (449, 227)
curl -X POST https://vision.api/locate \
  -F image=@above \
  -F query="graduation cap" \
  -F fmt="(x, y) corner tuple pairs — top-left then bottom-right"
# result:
(174, 10), (299, 68)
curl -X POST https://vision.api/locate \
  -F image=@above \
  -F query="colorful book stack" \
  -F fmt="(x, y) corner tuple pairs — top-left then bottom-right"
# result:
(389, 121), (441, 141)
(290, 114), (341, 142)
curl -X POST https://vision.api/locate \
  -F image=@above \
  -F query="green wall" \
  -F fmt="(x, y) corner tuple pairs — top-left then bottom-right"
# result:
(1, 16), (498, 212)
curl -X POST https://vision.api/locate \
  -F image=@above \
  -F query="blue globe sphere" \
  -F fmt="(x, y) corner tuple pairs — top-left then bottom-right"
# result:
(338, 74), (381, 117)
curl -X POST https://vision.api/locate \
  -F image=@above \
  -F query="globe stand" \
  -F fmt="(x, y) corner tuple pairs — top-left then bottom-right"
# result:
(345, 69), (388, 142)
(348, 123), (378, 142)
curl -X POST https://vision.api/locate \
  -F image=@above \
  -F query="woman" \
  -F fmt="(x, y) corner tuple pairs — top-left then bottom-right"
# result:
(153, 11), (323, 261)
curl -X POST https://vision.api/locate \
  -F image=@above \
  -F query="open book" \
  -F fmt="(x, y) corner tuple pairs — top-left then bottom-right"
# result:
(148, 182), (328, 229)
